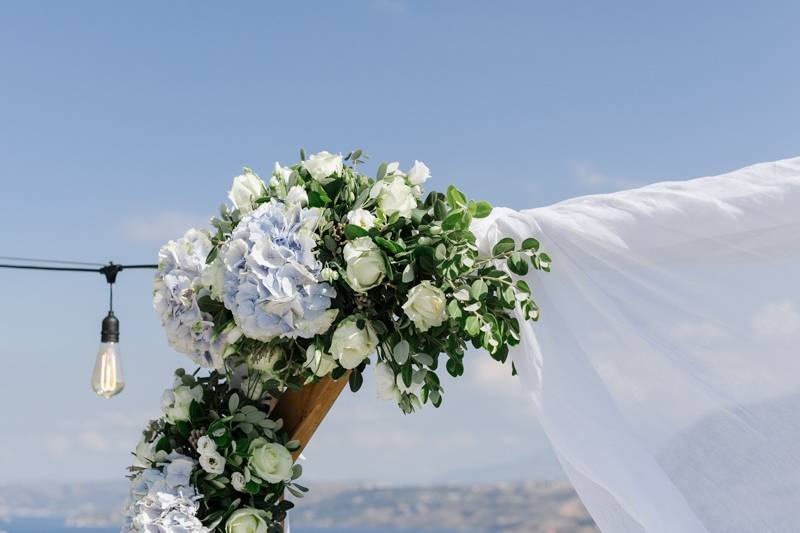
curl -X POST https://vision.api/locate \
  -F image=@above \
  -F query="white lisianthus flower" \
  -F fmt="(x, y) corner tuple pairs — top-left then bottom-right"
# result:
(330, 316), (379, 369)
(302, 151), (343, 181)
(225, 508), (269, 533)
(370, 176), (416, 218)
(200, 256), (226, 302)
(385, 161), (405, 177)
(248, 438), (293, 483)
(196, 436), (217, 456)
(406, 160), (430, 186)
(304, 344), (337, 377)
(375, 362), (400, 402)
(199, 451), (226, 475)
(285, 185), (308, 206)
(346, 208), (376, 230)
(343, 237), (386, 293)
(228, 171), (266, 214)
(161, 385), (204, 424)
(402, 281), (447, 332)
(133, 435), (157, 468)
(321, 266), (339, 282)
(231, 472), (247, 492)
(273, 162), (293, 183)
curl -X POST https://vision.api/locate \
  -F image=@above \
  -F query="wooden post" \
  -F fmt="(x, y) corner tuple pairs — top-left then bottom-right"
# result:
(272, 375), (349, 460)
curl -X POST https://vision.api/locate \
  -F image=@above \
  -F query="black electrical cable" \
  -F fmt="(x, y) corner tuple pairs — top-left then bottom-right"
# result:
(0, 255), (105, 267)
(0, 262), (158, 278)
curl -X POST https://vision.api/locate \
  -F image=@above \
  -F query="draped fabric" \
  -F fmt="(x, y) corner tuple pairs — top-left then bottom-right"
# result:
(474, 157), (800, 533)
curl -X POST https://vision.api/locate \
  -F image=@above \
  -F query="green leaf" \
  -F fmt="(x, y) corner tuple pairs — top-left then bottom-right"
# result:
(401, 364), (413, 387)
(401, 263), (415, 283)
(465, 316), (481, 336)
(393, 340), (410, 364)
(538, 252), (552, 272)
(323, 234), (338, 252)
(344, 224), (369, 240)
(374, 236), (405, 254)
(349, 370), (364, 392)
(470, 279), (488, 300)
(521, 238), (540, 251)
(414, 246), (437, 274)
(433, 199), (448, 220)
(492, 238), (515, 256)
(205, 247), (219, 265)
(446, 185), (467, 209)
(442, 209), (465, 231)
(447, 299), (462, 319)
(155, 436), (171, 454)
(299, 148), (306, 161)
(228, 393), (240, 413)
(508, 252), (529, 275)
(413, 353), (434, 366)
(473, 201), (492, 218)
(377, 162), (388, 180)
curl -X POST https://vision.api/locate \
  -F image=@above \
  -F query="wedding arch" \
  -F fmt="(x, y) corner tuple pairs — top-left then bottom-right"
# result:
(124, 152), (800, 533)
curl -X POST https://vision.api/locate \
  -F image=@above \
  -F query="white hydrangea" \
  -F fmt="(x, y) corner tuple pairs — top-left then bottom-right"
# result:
(154, 229), (226, 369)
(121, 453), (208, 533)
(221, 200), (337, 341)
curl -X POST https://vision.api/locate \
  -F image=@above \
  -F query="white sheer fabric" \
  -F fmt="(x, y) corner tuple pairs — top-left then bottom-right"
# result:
(474, 157), (800, 533)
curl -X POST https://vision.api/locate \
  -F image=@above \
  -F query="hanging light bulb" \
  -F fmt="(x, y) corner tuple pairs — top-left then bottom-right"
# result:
(92, 311), (124, 398)
(92, 263), (125, 398)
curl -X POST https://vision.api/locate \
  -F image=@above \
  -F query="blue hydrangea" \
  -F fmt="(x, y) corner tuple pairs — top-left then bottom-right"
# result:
(154, 229), (225, 369)
(222, 200), (337, 341)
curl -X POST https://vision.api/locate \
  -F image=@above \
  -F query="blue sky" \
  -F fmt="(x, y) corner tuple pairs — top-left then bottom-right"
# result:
(1, 1), (799, 485)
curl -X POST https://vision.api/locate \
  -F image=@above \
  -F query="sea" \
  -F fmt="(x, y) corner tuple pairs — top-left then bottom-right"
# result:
(0, 518), (464, 533)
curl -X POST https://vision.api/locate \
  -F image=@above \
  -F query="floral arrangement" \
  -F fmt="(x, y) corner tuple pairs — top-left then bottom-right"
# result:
(129, 149), (549, 532)
(123, 370), (302, 533)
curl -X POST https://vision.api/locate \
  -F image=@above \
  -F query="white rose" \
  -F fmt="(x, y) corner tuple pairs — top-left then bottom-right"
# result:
(330, 316), (379, 369)
(161, 384), (204, 424)
(402, 281), (447, 332)
(248, 438), (293, 483)
(407, 160), (430, 186)
(343, 237), (386, 292)
(302, 151), (343, 181)
(199, 451), (226, 475)
(196, 435), (217, 456)
(285, 185), (308, 206)
(346, 208), (376, 230)
(304, 344), (337, 377)
(225, 508), (269, 533)
(375, 362), (400, 402)
(370, 176), (416, 218)
(231, 471), (247, 492)
(228, 172), (266, 214)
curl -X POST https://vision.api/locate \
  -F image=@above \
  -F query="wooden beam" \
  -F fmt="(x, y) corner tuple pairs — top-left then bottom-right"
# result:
(272, 374), (349, 459)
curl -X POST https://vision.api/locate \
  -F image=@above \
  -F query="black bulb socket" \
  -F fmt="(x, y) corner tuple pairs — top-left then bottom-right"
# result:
(101, 311), (120, 343)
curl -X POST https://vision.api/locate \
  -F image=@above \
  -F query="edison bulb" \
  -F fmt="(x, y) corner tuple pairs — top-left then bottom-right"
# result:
(92, 311), (124, 398)
(91, 342), (124, 398)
